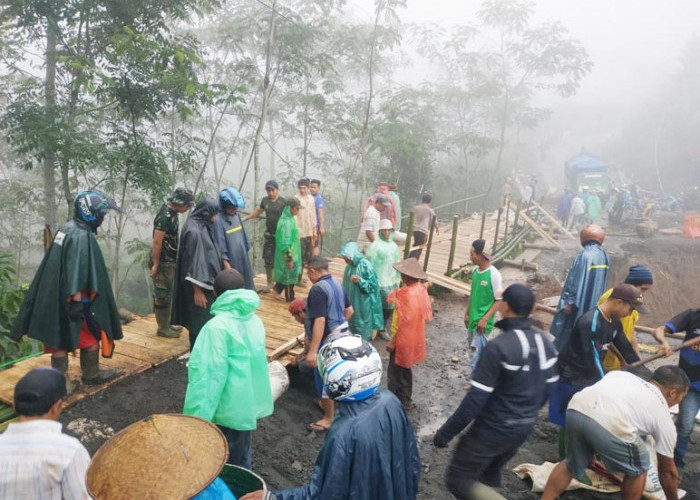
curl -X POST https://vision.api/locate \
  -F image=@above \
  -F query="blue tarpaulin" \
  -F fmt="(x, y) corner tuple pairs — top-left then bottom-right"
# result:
(565, 153), (607, 174)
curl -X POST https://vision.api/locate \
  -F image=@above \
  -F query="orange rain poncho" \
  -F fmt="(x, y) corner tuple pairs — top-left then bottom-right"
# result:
(388, 282), (433, 368)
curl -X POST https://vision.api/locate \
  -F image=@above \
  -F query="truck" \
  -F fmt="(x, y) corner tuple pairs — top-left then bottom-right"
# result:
(565, 152), (611, 197)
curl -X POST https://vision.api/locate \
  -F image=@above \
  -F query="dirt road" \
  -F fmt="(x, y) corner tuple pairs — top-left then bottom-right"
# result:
(62, 290), (700, 499)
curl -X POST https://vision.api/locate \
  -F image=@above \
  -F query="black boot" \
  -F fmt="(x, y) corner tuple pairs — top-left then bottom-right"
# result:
(51, 356), (79, 394)
(80, 349), (118, 385)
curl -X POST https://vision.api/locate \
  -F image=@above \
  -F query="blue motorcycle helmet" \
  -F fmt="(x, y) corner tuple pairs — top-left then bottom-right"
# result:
(219, 187), (245, 211)
(73, 190), (121, 231)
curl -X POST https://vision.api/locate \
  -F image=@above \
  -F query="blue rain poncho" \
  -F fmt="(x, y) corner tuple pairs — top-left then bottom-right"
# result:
(550, 241), (610, 351)
(340, 242), (384, 341)
(271, 391), (420, 500)
(213, 208), (255, 291)
(183, 288), (273, 430)
(365, 232), (400, 310)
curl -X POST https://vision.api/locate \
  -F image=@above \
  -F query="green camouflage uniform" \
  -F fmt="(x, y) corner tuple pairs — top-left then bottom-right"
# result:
(152, 204), (180, 307)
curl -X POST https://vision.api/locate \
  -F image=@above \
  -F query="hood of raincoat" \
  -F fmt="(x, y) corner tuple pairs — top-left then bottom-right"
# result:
(191, 197), (218, 223)
(210, 288), (260, 318)
(340, 241), (364, 266)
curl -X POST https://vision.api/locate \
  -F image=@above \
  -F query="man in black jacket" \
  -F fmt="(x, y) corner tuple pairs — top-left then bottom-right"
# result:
(433, 283), (558, 500)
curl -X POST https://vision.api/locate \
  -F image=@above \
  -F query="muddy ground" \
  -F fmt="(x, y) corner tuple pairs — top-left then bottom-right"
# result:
(63, 291), (700, 499)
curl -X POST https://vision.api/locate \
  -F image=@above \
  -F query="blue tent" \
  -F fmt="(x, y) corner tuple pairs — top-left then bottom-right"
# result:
(565, 153), (607, 174)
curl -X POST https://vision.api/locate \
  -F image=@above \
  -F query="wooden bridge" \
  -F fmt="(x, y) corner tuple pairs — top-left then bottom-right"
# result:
(1, 201), (567, 426)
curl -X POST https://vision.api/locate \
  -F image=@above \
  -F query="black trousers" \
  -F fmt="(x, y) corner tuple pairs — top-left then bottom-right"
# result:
(446, 424), (531, 498)
(388, 350), (413, 407)
(409, 231), (427, 259)
(274, 283), (295, 302)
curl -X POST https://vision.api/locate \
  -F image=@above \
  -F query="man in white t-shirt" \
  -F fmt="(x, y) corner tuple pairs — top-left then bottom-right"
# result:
(542, 366), (689, 500)
(357, 195), (390, 252)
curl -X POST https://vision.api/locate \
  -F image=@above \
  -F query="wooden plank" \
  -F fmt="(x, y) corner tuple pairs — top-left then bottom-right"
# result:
(510, 202), (563, 251)
(529, 199), (576, 239)
(267, 334), (305, 361)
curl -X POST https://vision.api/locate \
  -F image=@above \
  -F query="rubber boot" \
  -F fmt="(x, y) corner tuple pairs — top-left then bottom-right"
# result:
(51, 356), (79, 394)
(155, 307), (180, 338)
(263, 268), (274, 293)
(80, 349), (118, 385)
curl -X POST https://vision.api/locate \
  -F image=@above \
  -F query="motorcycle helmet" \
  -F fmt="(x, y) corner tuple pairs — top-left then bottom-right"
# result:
(73, 190), (120, 231)
(580, 223), (605, 246)
(317, 334), (382, 402)
(219, 187), (245, 210)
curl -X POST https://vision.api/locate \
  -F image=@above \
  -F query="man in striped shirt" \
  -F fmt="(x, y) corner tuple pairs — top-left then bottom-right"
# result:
(433, 284), (558, 500)
(0, 368), (90, 500)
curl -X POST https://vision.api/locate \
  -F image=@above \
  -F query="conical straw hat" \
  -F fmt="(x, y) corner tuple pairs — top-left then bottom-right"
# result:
(392, 258), (428, 280)
(86, 414), (228, 500)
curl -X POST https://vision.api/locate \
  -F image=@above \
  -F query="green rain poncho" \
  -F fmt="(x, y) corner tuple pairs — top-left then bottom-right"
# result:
(340, 242), (384, 341)
(365, 231), (400, 310)
(274, 206), (301, 285)
(183, 288), (273, 430)
(586, 194), (602, 222)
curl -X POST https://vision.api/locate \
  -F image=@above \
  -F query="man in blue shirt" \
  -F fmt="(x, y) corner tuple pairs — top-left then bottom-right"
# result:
(655, 308), (700, 468)
(304, 256), (353, 432)
(310, 179), (325, 254)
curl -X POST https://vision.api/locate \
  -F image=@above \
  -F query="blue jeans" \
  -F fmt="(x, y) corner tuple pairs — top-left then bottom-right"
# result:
(217, 425), (253, 469)
(675, 387), (700, 468)
(470, 332), (488, 370)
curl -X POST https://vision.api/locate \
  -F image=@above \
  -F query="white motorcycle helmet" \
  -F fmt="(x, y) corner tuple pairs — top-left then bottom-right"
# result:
(318, 334), (382, 402)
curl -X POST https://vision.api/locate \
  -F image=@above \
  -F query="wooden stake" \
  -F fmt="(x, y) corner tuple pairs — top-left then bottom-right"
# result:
(423, 215), (437, 272)
(403, 211), (415, 260)
(446, 215), (459, 275)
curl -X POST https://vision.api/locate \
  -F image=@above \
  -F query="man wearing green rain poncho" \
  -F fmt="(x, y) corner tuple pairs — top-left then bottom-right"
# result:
(183, 268), (273, 469)
(340, 242), (384, 341)
(365, 219), (401, 341)
(273, 198), (302, 302)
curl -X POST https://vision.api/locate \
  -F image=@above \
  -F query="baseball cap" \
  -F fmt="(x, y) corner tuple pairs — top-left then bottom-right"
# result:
(610, 284), (650, 314)
(265, 180), (279, 190)
(502, 283), (535, 317)
(375, 195), (392, 207)
(471, 239), (492, 260)
(14, 367), (67, 416)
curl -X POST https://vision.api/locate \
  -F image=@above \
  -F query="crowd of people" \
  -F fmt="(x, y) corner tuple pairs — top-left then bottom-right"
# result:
(1, 182), (698, 500)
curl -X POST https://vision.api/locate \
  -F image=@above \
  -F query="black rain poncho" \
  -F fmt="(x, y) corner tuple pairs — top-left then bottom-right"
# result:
(12, 219), (122, 350)
(272, 390), (420, 500)
(171, 198), (222, 337)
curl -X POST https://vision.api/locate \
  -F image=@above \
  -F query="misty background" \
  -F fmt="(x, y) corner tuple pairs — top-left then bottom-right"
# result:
(0, 0), (698, 318)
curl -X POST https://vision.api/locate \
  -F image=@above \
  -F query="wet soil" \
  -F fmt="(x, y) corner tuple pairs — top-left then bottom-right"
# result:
(61, 231), (700, 499)
(62, 290), (700, 499)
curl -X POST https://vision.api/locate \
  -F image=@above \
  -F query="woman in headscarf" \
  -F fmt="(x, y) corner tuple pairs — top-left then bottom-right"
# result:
(340, 242), (384, 341)
(171, 197), (222, 349)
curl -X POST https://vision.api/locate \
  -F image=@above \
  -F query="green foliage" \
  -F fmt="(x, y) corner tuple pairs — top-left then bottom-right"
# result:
(0, 252), (42, 367)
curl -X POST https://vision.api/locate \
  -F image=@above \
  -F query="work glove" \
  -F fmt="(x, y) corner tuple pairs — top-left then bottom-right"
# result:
(68, 301), (84, 322)
(433, 430), (450, 449)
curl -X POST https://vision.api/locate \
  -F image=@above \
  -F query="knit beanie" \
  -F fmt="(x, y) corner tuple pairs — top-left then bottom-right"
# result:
(625, 265), (653, 286)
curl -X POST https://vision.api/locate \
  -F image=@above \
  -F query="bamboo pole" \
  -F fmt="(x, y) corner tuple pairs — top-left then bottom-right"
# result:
(493, 208), (502, 252)
(423, 215), (437, 272)
(530, 199), (576, 240)
(403, 212), (415, 260)
(446, 215), (459, 274)
(479, 212), (486, 239)
(513, 201), (522, 229)
(503, 202), (511, 241)
(510, 201), (563, 251)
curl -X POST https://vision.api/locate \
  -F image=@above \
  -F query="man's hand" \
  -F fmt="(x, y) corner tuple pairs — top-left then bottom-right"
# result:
(476, 317), (488, 333)
(563, 304), (574, 315)
(305, 351), (317, 368)
(350, 275), (360, 284)
(658, 341), (673, 358)
(433, 430), (449, 448)
(319, 227), (325, 236)
(286, 260), (294, 270)
(149, 264), (159, 278)
(223, 260), (232, 270)
(193, 288), (208, 308)
(68, 301), (84, 321)
(386, 338), (395, 352)
(240, 491), (264, 500)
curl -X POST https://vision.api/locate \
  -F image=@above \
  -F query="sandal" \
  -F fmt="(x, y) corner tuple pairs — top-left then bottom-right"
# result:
(308, 421), (330, 432)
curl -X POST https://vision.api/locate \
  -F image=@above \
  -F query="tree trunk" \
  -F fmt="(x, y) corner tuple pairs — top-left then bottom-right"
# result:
(250, 0), (277, 265)
(360, 9), (382, 200)
(43, 19), (58, 236)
